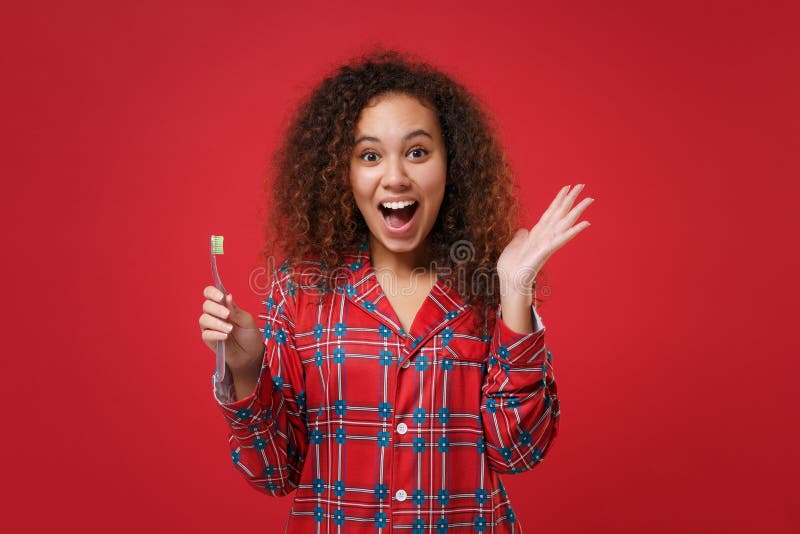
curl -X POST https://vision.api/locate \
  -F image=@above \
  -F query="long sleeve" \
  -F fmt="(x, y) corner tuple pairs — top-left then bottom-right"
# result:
(479, 303), (560, 474)
(212, 268), (308, 496)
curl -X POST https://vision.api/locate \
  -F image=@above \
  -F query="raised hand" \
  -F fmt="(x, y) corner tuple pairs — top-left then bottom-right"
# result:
(498, 183), (594, 299)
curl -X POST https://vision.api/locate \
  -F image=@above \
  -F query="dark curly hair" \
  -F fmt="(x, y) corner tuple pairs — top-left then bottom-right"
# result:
(259, 46), (543, 334)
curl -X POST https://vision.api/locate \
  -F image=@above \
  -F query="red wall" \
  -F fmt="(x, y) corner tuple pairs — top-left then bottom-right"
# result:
(3, 1), (798, 532)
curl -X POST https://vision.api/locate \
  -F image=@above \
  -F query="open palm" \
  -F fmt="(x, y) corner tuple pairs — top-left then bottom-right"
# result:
(497, 184), (594, 296)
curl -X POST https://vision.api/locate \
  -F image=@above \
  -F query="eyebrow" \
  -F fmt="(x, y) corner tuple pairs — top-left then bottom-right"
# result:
(354, 129), (434, 145)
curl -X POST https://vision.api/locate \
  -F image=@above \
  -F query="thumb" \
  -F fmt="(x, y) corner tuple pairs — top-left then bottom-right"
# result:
(225, 293), (254, 328)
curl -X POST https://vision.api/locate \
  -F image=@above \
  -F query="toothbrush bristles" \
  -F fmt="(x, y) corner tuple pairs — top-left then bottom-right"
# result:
(211, 235), (224, 255)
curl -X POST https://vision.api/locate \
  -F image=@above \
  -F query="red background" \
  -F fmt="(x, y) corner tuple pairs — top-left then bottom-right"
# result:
(3, 0), (798, 532)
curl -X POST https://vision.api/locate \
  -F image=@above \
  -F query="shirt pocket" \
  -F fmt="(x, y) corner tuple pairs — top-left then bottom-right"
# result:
(440, 334), (490, 363)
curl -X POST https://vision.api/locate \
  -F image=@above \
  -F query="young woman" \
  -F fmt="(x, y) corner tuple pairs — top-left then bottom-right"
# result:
(199, 49), (593, 533)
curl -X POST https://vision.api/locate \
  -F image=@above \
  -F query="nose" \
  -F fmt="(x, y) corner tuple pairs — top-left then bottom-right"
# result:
(380, 153), (411, 190)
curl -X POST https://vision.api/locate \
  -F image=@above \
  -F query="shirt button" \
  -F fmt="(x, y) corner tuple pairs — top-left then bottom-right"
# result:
(396, 422), (408, 435)
(395, 489), (407, 502)
(402, 358), (411, 369)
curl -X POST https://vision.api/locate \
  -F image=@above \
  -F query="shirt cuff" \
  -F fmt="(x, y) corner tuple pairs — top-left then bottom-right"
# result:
(531, 305), (545, 333)
(211, 365), (264, 412)
(212, 368), (236, 405)
(493, 303), (547, 366)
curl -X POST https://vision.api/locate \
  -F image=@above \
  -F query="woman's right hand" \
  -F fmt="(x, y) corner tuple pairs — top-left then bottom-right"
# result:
(199, 286), (265, 373)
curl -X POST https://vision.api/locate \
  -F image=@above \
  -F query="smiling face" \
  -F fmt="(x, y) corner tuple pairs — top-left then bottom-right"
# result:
(349, 92), (447, 266)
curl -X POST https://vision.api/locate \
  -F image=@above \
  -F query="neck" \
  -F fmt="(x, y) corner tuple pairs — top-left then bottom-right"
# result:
(368, 233), (433, 280)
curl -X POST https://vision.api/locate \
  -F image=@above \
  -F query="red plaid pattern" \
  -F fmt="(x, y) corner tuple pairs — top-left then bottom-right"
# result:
(213, 238), (560, 533)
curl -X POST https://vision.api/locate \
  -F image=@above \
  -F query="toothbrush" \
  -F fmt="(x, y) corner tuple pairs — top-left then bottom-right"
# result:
(210, 235), (226, 382)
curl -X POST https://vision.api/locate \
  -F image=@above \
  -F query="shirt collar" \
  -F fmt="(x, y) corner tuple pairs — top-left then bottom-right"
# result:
(337, 235), (472, 354)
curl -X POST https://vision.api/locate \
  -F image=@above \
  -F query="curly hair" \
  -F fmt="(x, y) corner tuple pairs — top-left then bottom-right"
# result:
(259, 46), (543, 335)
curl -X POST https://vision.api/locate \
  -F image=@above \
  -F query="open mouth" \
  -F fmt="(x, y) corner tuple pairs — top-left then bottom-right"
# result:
(378, 200), (419, 230)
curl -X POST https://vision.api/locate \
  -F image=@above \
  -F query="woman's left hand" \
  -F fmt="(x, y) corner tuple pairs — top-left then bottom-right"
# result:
(497, 183), (594, 298)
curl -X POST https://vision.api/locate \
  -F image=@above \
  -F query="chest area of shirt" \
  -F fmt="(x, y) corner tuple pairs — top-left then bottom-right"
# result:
(290, 289), (492, 408)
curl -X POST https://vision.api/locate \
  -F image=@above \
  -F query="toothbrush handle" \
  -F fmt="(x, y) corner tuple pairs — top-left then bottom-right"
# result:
(211, 254), (227, 382)
(216, 340), (226, 382)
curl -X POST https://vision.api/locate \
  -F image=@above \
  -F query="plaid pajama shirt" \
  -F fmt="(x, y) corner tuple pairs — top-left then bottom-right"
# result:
(213, 237), (560, 533)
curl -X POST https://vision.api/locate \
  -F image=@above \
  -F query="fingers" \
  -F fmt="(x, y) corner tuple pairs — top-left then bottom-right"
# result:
(528, 184), (593, 251)
(203, 298), (230, 321)
(203, 285), (225, 304)
(552, 220), (591, 250)
(541, 183), (585, 224)
(539, 184), (593, 227)
(540, 185), (571, 223)
(199, 311), (234, 334)
(201, 285), (232, 328)
(555, 184), (585, 219)
(200, 286), (257, 333)
(201, 328), (229, 342)
(561, 196), (595, 229)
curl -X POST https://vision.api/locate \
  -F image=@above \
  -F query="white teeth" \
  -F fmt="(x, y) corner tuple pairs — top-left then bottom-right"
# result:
(381, 200), (416, 210)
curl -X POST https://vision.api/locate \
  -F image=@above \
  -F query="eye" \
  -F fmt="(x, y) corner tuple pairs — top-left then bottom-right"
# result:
(360, 151), (380, 163)
(409, 147), (428, 159)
